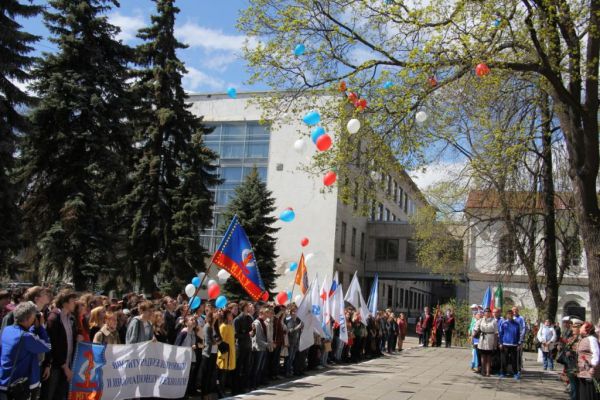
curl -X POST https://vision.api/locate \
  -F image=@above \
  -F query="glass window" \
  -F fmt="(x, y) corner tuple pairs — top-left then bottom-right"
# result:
(565, 237), (581, 267)
(360, 232), (365, 260)
(221, 124), (246, 140)
(351, 228), (357, 257)
(247, 123), (269, 138)
(221, 142), (244, 159)
(245, 142), (269, 158)
(403, 193), (408, 213)
(206, 141), (220, 153)
(378, 203), (384, 221)
(498, 234), (515, 264)
(341, 222), (347, 253)
(216, 190), (235, 206)
(375, 239), (399, 260)
(385, 208), (391, 221)
(406, 239), (418, 262)
(221, 167), (243, 182)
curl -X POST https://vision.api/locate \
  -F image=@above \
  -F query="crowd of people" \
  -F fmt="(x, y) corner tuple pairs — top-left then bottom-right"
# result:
(468, 305), (600, 400)
(0, 286), (598, 400)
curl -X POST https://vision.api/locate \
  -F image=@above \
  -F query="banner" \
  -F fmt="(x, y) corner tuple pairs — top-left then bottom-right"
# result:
(69, 341), (192, 400)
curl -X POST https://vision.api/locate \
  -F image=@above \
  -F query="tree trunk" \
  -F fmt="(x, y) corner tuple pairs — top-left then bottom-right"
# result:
(540, 92), (559, 322)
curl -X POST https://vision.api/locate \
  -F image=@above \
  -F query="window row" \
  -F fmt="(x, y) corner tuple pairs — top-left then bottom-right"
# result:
(340, 222), (366, 260)
(374, 239), (419, 262)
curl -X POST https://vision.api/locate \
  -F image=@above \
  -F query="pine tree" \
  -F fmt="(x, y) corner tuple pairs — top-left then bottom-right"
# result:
(126, 0), (218, 295)
(20, 0), (134, 289)
(0, 1), (41, 272)
(220, 167), (279, 298)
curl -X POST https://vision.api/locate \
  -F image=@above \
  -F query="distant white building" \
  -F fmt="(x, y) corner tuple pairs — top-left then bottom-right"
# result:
(464, 190), (590, 320)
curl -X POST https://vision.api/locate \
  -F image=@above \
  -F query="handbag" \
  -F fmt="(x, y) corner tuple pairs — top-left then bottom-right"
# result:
(7, 330), (30, 400)
(217, 341), (229, 354)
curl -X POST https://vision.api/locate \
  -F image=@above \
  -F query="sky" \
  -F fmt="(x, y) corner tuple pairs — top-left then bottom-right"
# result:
(17, 0), (450, 192)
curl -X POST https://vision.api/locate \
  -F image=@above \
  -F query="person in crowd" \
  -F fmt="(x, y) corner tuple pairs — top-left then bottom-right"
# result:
(444, 309), (456, 348)
(397, 313), (407, 351)
(125, 300), (154, 344)
(217, 309), (235, 397)
(117, 310), (129, 344)
(73, 300), (89, 343)
(537, 318), (557, 370)
(0, 291), (11, 322)
(284, 305), (301, 377)
(41, 289), (78, 400)
(263, 307), (275, 381)
(232, 301), (253, 394)
(87, 306), (105, 341)
(152, 310), (169, 343)
(1, 287), (52, 336)
(469, 310), (482, 372)
(474, 308), (498, 377)
(271, 305), (286, 378)
(250, 308), (269, 390)
(416, 316), (423, 346)
(561, 317), (573, 342)
(163, 296), (179, 345)
(92, 311), (120, 345)
(512, 306), (527, 372)
(421, 307), (433, 348)
(387, 312), (397, 353)
(352, 314), (366, 362)
(200, 311), (219, 399)
(0, 302), (51, 400)
(499, 309), (521, 380)
(434, 310), (444, 347)
(175, 315), (200, 397)
(576, 322), (600, 400)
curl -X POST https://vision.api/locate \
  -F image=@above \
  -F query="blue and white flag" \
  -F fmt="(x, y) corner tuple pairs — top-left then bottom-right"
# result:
(367, 273), (379, 316)
(344, 272), (369, 326)
(297, 276), (325, 351)
(333, 283), (348, 344)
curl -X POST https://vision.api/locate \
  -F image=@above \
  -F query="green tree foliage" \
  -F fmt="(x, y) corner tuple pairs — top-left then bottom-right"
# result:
(20, 0), (134, 289)
(239, 0), (600, 320)
(220, 167), (279, 298)
(125, 0), (219, 295)
(0, 0), (40, 273)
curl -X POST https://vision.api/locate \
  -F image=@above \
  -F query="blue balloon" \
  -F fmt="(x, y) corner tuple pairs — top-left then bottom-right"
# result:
(294, 44), (305, 56)
(302, 111), (320, 126)
(287, 291), (292, 301)
(191, 276), (201, 288)
(493, 19), (501, 27)
(215, 295), (227, 309)
(280, 209), (295, 222)
(227, 87), (237, 99)
(383, 81), (394, 89)
(289, 262), (298, 272)
(310, 126), (326, 143)
(189, 296), (201, 310)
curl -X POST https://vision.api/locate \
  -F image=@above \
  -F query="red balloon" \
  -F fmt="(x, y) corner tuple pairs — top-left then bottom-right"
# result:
(261, 291), (269, 301)
(276, 292), (288, 305)
(316, 134), (332, 151)
(475, 63), (490, 77)
(338, 81), (347, 92)
(357, 98), (367, 110)
(323, 171), (337, 186)
(208, 284), (220, 299)
(347, 92), (358, 103)
(300, 237), (309, 247)
(428, 76), (438, 87)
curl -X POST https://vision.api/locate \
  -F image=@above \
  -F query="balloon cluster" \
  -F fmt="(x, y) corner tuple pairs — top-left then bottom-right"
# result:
(183, 270), (233, 310)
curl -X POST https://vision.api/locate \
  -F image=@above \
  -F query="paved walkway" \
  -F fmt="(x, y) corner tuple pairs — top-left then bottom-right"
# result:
(227, 339), (568, 400)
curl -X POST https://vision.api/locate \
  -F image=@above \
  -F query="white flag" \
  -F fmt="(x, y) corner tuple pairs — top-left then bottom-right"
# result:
(320, 274), (331, 339)
(334, 283), (348, 344)
(297, 276), (325, 351)
(344, 272), (369, 325)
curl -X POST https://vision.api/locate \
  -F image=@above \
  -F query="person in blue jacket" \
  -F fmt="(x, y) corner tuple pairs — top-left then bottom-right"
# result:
(499, 309), (522, 379)
(0, 301), (51, 400)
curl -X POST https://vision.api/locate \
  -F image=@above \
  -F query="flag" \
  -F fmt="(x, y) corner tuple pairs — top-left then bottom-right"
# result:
(329, 271), (338, 297)
(367, 273), (379, 316)
(481, 285), (492, 310)
(297, 276), (325, 351)
(320, 275), (332, 339)
(294, 253), (309, 295)
(333, 284), (348, 344)
(213, 215), (266, 301)
(491, 284), (503, 311)
(344, 272), (369, 325)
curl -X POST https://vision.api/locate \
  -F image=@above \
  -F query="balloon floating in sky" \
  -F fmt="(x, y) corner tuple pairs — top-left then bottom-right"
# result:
(493, 19), (501, 27)
(287, 291), (293, 302)
(475, 63), (491, 77)
(191, 276), (201, 288)
(289, 262), (298, 272)
(383, 81), (394, 89)
(428, 76), (438, 87)
(279, 207), (295, 222)
(294, 294), (302, 304)
(356, 98), (367, 111)
(294, 44), (305, 56)
(261, 292), (270, 301)
(217, 269), (230, 283)
(227, 87), (237, 99)
(207, 279), (217, 287)
(189, 296), (201, 310)
(338, 81), (347, 92)
(276, 292), (288, 305)
(316, 134), (332, 151)
(347, 92), (358, 103)
(323, 171), (337, 186)
(311, 126), (326, 143)
(215, 295), (227, 309)
(300, 237), (309, 247)
(415, 111), (428, 124)
(185, 283), (196, 298)
(208, 284), (220, 299)
(293, 138), (305, 152)
(347, 119), (361, 134)
(302, 111), (320, 126)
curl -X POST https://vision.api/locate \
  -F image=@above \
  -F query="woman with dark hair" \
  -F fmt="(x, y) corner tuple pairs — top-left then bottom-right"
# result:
(576, 322), (600, 400)
(152, 311), (169, 343)
(200, 311), (219, 398)
(175, 315), (200, 397)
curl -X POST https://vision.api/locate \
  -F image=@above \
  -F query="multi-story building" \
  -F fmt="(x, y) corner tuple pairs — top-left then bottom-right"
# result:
(464, 190), (590, 320)
(189, 91), (446, 312)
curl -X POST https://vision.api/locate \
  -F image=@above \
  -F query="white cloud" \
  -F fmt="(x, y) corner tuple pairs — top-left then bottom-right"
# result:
(410, 161), (467, 191)
(202, 52), (239, 71)
(108, 12), (146, 42)
(176, 22), (258, 52)
(183, 67), (225, 91)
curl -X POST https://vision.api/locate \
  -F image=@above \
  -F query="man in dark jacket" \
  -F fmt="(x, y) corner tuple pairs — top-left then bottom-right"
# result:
(421, 307), (433, 347)
(41, 290), (78, 400)
(163, 296), (179, 344)
(233, 301), (254, 394)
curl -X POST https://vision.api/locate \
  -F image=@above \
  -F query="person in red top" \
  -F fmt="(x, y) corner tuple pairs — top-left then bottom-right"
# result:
(434, 311), (444, 347)
(397, 313), (408, 351)
(421, 307), (433, 347)
(444, 309), (456, 348)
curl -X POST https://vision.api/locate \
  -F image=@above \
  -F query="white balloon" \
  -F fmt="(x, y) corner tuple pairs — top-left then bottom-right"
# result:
(293, 138), (305, 152)
(185, 284), (196, 298)
(217, 269), (231, 283)
(208, 279), (217, 287)
(198, 272), (206, 281)
(347, 119), (361, 134)
(285, 268), (290, 274)
(305, 253), (316, 266)
(415, 111), (428, 123)
(294, 294), (302, 304)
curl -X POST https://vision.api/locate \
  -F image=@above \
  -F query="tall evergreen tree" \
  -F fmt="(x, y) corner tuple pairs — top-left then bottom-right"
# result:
(20, 0), (134, 289)
(220, 167), (279, 297)
(126, 0), (218, 294)
(0, 0), (40, 272)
